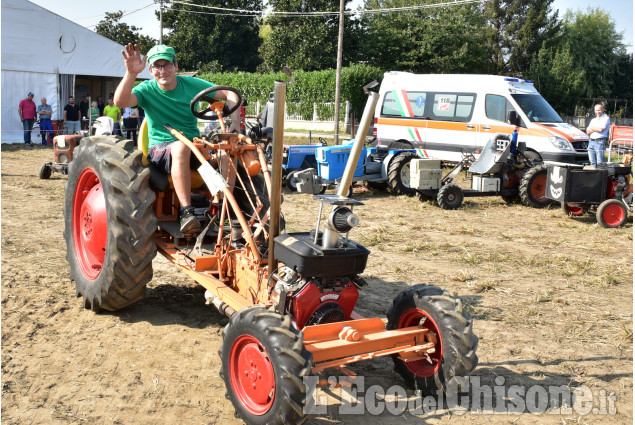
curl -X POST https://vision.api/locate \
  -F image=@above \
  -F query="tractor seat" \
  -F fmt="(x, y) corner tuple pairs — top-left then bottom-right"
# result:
(138, 118), (206, 192)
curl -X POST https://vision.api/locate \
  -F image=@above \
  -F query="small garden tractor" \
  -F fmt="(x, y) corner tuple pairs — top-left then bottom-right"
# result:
(63, 80), (478, 424)
(39, 116), (114, 179)
(546, 158), (633, 228)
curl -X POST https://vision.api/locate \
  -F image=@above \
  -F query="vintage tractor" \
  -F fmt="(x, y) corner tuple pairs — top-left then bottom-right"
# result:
(39, 116), (114, 179)
(546, 159), (633, 228)
(63, 81), (478, 424)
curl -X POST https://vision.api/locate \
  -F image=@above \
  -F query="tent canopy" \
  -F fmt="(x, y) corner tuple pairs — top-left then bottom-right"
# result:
(1, 0), (152, 143)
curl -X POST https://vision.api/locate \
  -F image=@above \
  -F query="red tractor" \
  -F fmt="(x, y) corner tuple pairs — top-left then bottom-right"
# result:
(63, 83), (478, 424)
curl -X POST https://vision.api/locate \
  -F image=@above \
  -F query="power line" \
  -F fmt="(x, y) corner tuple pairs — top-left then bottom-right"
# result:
(170, 0), (484, 18)
(86, 3), (156, 29)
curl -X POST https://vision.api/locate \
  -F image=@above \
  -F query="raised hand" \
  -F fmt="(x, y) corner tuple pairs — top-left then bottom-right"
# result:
(121, 43), (147, 76)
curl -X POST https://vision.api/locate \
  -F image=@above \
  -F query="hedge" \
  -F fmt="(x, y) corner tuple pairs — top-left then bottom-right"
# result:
(198, 64), (384, 121)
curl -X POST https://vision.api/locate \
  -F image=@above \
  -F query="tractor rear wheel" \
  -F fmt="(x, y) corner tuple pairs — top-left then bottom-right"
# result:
(596, 199), (628, 228)
(437, 184), (464, 210)
(519, 164), (553, 208)
(220, 307), (313, 425)
(63, 136), (157, 311)
(387, 284), (478, 396)
(387, 151), (416, 196)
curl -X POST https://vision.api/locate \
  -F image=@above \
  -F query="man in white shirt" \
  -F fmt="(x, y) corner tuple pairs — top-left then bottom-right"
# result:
(586, 104), (610, 167)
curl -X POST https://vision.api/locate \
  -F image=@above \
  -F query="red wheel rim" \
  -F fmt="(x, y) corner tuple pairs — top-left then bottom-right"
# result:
(397, 309), (442, 377)
(565, 204), (584, 216)
(602, 203), (626, 227)
(73, 168), (107, 279)
(530, 174), (547, 202)
(229, 335), (275, 415)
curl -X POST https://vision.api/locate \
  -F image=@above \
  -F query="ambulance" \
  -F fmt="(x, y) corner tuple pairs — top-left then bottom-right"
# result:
(373, 72), (589, 164)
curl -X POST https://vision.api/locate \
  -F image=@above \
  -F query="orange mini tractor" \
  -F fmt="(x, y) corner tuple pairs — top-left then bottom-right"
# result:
(63, 81), (478, 424)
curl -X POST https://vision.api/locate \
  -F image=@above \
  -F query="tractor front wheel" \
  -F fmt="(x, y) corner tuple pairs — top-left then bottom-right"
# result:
(387, 284), (478, 396)
(220, 307), (313, 425)
(387, 151), (416, 196)
(63, 136), (157, 311)
(597, 199), (628, 228)
(39, 163), (52, 179)
(519, 164), (553, 208)
(437, 184), (464, 210)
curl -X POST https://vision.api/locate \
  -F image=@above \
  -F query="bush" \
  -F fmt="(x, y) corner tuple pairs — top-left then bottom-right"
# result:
(198, 64), (384, 119)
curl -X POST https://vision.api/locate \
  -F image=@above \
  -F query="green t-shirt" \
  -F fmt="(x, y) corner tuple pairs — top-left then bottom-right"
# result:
(103, 105), (121, 123)
(133, 76), (215, 148)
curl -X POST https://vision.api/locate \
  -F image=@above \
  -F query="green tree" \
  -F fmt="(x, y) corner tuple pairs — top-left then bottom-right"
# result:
(94, 11), (157, 53)
(162, 0), (263, 72)
(562, 8), (626, 98)
(258, 0), (358, 72)
(526, 42), (585, 115)
(360, 0), (490, 74)
(483, 0), (560, 75)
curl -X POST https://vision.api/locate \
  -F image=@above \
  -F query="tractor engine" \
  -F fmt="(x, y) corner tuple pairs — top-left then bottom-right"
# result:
(271, 266), (361, 329)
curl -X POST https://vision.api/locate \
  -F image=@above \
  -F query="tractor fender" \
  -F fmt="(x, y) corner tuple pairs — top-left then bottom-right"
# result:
(381, 152), (398, 180)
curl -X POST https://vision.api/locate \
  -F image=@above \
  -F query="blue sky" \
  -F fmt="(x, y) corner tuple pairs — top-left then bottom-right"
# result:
(29, 0), (633, 52)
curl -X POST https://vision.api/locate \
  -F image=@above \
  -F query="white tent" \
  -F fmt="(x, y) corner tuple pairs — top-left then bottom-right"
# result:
(1, 0), (152, 143)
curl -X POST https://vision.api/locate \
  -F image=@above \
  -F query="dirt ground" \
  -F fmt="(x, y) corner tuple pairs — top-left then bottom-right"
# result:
(1, 144), (633, 425)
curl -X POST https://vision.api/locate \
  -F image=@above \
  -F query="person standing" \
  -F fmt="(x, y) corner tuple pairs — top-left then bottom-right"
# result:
(122, 106), (139, 141)
(96, 96), (105, 116)
(79, 95), (90, 129)
(586, 104), (611, 167)
(18, 92), (37, 144)
(37, 97), (54, 145)
(114, 43), (240, 233)
(63, 96), (81, 134)
(103, 98), (122, 135)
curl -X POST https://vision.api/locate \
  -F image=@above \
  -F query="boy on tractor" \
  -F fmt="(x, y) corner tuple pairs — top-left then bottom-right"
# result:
(114, 43), (242, 234)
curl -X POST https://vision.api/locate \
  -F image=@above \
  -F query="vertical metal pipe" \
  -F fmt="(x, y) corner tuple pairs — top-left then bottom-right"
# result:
(267, 81), (286, 276)
(322, 92), (379, 249)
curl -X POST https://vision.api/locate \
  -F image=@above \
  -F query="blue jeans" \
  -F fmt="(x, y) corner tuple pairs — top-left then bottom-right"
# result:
(587, 139), (606, 167)
(40, 119), (53, 144)
(66, 120), (81, 134)
(22, 119), (34, 143)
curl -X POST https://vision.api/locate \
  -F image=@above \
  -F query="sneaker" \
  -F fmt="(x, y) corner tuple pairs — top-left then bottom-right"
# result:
(180, 206), (201, 234)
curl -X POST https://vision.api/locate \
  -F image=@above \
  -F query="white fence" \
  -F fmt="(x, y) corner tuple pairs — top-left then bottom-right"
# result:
(246, 101), (351, 126)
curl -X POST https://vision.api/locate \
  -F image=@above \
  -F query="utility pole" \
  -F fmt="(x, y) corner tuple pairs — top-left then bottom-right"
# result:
(159, 0), (163, 44)
(333, 0), (344, 145)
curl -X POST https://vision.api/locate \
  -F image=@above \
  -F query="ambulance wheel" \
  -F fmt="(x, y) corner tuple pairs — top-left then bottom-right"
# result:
(519, 164), (553, 208)
(597, 199), (628, 228)
(63, 136), (157, 311)
(220, 307), (313, 425)
(561, 202), (587, 217)
(387, 284), (478, 396)
(437, 184), (464, 210)
(39, 163), (52, 179)
(387, 151), (416, 196)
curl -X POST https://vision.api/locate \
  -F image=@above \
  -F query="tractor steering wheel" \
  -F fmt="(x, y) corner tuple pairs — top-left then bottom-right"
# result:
(190, 85), (243, 121)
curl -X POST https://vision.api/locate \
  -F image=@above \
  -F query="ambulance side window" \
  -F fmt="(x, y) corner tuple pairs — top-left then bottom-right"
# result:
(381, 91), (427, 118)
(486, 94), (516, 122)
(429, 92), (475, 122)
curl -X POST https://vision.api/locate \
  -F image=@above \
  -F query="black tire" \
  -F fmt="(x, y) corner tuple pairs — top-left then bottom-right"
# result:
(596, 199), (628, 228)
(387, 151), (416, 196)
(39, 163), (52, 179)
(387, 284), (478, 396)
(219, 307), (313, 425)
(519, 164), (553, 208)
(437, 184), (464, 210)
(561, 202), (587, 217)
(286, 174), (299, 191)
(63, 136), (157, 311)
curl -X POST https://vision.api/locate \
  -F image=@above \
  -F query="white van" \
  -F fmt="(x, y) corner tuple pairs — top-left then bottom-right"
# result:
(373, 72), (589, 164)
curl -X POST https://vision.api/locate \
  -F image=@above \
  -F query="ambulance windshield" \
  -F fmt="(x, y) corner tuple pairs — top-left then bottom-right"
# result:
(511, 94), (563, 123)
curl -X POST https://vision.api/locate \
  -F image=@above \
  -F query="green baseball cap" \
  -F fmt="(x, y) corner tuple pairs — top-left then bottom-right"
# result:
(147, 45), (176, 65)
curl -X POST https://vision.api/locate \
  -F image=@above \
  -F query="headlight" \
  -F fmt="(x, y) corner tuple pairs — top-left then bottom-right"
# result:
(548, 136), (573, 151)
